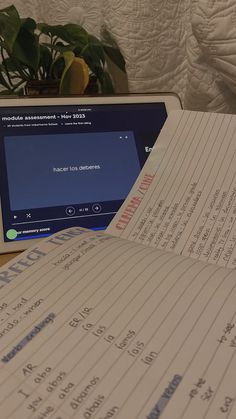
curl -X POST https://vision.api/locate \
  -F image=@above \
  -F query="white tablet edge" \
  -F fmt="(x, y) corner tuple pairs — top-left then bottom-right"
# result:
(0, 93), (182, 253)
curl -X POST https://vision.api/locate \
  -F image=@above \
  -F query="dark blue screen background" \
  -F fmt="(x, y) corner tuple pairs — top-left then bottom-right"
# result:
(5, 131), (140, 210)
(0, 101), (167, 242)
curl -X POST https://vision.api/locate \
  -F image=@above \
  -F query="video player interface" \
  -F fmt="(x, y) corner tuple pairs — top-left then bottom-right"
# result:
(0, 102), (167, 242)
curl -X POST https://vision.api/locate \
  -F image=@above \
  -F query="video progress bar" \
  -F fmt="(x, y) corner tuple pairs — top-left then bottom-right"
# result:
(12, 211), (116, 226)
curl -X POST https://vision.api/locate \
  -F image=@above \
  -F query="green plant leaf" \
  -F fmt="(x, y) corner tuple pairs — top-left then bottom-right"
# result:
(0, 67), (10, 89)
(100, 71), (115, 94)
(84, 74), (99, 94)
(51, 56), (65, 79)
(0, 5), (21, 51)
(38, 23), (68, 40)
(20, 17), (37, 33)
(59, 51), (75, 93)
(63, 24), (88, 44)
(39, 45), (52, 78)
(75, 35), (105, 80)
(15, 87), (25, 96)
(0, 63), (7, 73)
(1, 86), (25, 96)
(103, 46), (126, 72)
(2, 56), (24, 72)
(87, 35), (105, 65)
(100, 26), (126, 72)
(0, 6), (125, 94)
(38, 23), (88, 46)
(42, 43), (73, 53)
(0, 89), (15, 95)
(12, 22), (40, 74)
(77, 47), (103, 80)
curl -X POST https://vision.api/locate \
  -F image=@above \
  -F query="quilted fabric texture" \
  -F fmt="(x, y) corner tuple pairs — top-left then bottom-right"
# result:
(186, 0), (236, 113)
(2, 0), (236, 113)
(102, 0), (189, 102)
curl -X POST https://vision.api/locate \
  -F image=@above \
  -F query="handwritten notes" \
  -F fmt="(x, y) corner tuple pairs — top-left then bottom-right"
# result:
(0, 227), (236, 418)
(109, 111), (236, 270)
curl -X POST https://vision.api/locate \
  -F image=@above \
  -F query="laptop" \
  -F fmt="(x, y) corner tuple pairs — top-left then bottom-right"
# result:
(0, 93), (181, 252)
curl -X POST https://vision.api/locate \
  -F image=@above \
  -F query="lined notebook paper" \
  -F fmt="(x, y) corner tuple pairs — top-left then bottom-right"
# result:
(1, 110), (236, 419)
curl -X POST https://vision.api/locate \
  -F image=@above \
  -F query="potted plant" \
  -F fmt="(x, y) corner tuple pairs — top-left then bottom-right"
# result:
(0, 5), (126, 96)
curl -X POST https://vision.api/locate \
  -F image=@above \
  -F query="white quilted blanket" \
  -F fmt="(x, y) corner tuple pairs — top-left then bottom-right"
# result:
(102, 0), (236, 113)
(2, 0), (236, 113)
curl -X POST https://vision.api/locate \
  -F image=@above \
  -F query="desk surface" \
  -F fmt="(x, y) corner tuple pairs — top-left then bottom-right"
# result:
(0, 252), (21, 267)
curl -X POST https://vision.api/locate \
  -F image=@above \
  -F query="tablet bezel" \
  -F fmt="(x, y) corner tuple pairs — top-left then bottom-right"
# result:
(0, 93), (182, 253)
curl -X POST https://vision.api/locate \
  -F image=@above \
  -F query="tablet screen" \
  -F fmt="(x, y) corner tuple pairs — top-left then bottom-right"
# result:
(0, 101), (167, 243)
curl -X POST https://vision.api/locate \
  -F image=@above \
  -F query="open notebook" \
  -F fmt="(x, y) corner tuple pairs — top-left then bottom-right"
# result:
(0, 110), (236, 419)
